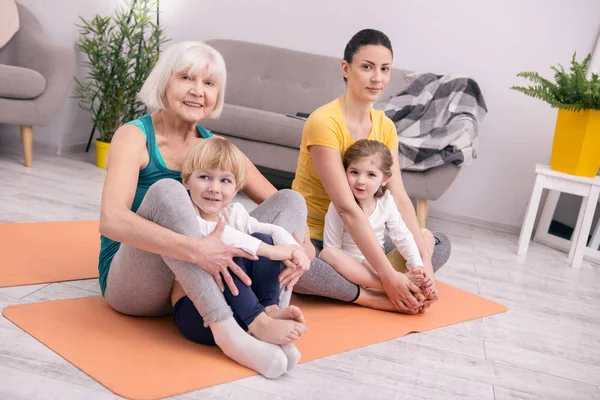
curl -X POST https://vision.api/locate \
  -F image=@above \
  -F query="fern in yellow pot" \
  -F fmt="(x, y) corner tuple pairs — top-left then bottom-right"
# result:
(512, 53), (600, 177)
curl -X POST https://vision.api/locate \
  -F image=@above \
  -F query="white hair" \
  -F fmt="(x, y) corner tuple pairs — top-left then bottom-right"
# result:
(138, 41), (227, 119)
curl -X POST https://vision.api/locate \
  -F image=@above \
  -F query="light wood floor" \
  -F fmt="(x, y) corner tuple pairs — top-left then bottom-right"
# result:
(1, 143), (599, 400)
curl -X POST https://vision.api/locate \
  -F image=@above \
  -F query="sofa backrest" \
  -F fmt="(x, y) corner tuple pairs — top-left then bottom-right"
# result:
(206, 39), (412, 116)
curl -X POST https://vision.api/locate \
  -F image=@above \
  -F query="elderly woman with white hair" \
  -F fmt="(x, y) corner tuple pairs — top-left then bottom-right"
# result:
(98, 41), (311, 378)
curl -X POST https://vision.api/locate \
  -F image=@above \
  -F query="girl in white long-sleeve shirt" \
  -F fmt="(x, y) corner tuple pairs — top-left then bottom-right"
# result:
(321, 139), (433, 294)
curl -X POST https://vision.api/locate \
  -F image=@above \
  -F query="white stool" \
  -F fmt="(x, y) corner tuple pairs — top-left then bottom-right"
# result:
(517, 164), (600, 269)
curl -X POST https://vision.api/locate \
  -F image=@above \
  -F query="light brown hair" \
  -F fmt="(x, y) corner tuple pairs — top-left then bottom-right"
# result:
(181, 137), (247, 191)
(343, 139), (393, 198)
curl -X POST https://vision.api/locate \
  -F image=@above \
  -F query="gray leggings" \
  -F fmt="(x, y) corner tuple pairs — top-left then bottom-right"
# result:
(104, 179), (361, 324)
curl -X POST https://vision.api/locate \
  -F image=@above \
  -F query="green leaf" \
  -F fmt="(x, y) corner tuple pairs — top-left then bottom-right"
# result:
(512, 52), (600, 112)
(74, 0), (167, 142)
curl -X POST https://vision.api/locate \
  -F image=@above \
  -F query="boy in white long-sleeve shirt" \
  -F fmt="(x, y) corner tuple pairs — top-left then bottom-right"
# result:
(171, 137), (309, 378)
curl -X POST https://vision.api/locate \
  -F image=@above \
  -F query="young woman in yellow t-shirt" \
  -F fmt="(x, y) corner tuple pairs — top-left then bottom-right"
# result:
(292, 29), (450, 314)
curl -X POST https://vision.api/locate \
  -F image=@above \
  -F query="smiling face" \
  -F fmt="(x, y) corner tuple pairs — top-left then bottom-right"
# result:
(345, 154), (390, 203)
(163, 67), (220, 123)
(342, 44), (393, 103)
(184, 168), (238, 221)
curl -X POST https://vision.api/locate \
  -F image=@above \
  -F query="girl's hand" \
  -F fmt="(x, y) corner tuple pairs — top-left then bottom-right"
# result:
(421, 271), (435, 296)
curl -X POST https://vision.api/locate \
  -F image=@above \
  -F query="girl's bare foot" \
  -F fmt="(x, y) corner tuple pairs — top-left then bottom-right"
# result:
(405, 268), (425, 286)
(264, 305), (305, 324)
(354, 288), (420, 314)
(248, 312), (308, 345)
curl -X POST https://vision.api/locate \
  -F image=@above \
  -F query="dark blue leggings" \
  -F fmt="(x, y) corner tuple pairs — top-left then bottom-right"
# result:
(173, 233), (281, 346)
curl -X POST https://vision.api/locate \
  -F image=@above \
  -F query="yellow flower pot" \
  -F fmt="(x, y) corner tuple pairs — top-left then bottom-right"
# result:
(95, 140), (110, 169)
(550, 109), (600, 177)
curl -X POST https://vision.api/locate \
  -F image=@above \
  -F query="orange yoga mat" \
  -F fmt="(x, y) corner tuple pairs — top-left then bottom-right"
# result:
(3, 282), (507, 400)
(0, 220), (99, 287)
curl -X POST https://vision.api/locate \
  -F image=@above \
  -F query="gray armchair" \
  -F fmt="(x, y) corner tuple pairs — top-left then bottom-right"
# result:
(0, 2), (75, 167)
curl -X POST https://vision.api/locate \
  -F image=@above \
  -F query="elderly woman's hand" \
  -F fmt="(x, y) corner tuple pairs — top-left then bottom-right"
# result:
(196, 218), (257, 295)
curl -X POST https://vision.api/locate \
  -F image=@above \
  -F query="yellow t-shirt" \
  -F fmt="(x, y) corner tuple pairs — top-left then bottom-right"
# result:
(292, 98), (398, 241)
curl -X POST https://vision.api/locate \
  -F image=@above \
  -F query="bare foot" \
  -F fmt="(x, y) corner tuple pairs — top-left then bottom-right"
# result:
(264, 305), (305, 324)
(354, 288), (420, 314)
(405, 268), (425, 287)
(248, 312), (308, 345)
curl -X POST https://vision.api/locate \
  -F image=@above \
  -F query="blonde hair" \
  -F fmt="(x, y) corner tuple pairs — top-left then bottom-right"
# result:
(138, 41), (227, 118)
(181, 137), (247, 191)
(343, 139), (393, 198)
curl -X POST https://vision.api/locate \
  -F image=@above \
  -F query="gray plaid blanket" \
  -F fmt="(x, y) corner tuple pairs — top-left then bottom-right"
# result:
(374, 73), (487, 171)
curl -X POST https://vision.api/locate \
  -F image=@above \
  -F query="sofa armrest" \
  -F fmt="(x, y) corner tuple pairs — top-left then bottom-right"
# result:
(402, 164), (462, 201)
(1, 4), (75, 125)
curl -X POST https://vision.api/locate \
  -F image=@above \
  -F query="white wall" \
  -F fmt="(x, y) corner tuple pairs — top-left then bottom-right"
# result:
(167, 0), (600, 229)
(4, 0), (600, 230)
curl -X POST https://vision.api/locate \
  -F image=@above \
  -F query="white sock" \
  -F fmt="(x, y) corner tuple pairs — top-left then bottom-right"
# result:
(210, 317), (287, 379)
(278, 288), (301, 371)
(281, 343), (301, 371)
(279, 287), (292, 308)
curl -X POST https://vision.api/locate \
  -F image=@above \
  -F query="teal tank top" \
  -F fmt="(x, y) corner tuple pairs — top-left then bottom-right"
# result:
(98, 114), (213, 295)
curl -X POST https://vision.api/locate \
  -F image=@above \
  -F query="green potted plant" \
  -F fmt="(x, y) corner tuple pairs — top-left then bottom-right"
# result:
(74, 0), (167, 168)
(511, 53), (600, 177)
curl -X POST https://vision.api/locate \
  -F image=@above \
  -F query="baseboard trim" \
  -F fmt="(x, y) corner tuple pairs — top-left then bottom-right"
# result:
(428, 207), (521, 235)
(56, 142), (89, 156)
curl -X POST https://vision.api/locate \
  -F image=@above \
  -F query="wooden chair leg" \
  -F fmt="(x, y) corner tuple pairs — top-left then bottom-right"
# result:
(20, 125), (33, 167)
(416, 198), (429, 229)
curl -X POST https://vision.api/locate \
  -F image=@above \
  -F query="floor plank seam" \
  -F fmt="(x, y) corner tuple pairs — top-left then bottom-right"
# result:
(17, 284), (50, 300)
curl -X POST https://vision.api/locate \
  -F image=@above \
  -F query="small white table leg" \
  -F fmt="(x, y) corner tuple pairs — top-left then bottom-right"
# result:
(571, 186), (600, 269)
(534, 190), (560, 243)
(518, 175), (546, 256)
(568, 196), (588, 261)
(590, 215), (600, 250)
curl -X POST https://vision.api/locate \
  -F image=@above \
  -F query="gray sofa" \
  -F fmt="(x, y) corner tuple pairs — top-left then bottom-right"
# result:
(0, 2), (75, 167)
(202, 39), (460, 227)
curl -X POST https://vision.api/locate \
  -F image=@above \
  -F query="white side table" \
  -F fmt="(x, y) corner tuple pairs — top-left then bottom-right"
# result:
(517, 164), (600, 268)
(533, 187), (600, 264)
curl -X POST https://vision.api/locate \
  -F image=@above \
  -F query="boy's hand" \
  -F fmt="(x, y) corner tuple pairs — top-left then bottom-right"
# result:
(269, 244), (303, 261)
(278, 247), (310, 291)
(294, 229), (316, 261)
(291, 248), (310, 271)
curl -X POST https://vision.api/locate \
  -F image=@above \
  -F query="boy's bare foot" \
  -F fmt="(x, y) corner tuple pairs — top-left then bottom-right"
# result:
(405, 268), (425, 286)
(248, 312), (308, 345)
(264, 304), (305, 324)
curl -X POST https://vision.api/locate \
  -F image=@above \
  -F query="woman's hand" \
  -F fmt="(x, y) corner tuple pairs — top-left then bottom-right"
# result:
(380, 270), (424, 313)
(196, 219), (257, 295)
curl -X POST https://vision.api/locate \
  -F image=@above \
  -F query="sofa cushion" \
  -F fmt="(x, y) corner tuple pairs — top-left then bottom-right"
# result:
(202, 104), (305, 149)
(0, 64), (46, 99)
